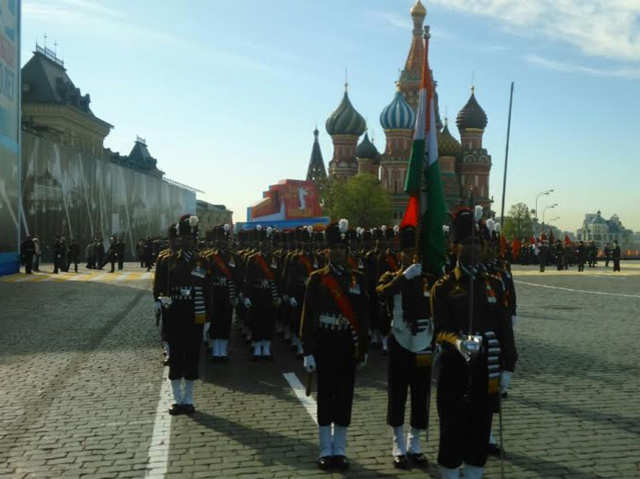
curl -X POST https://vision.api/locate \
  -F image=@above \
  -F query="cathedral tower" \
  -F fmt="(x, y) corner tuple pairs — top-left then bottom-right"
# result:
(326, 85), (366, 180)
(456, 87), (491, 207)
(306, 127), (327, 184)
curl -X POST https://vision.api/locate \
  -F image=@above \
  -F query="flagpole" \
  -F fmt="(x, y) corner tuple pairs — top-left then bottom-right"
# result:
(499, 82), (514, 229)
(415, 26), (430, 257)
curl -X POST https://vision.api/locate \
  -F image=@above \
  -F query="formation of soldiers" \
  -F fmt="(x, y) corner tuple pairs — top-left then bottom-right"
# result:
(153, 207), (519, 478)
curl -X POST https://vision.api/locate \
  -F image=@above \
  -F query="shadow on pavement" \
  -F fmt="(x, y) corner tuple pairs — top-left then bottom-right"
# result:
(189, 410), (414, 478)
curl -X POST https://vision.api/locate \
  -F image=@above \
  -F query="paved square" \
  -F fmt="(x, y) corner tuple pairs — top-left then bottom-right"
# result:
(1, 263), (639, 478)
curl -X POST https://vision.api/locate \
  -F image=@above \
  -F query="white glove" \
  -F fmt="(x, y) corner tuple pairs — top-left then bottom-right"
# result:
(303, 355), (316, 373)
(501, 371), (513, 394)
(403, 263), (422, 280)
(290, 297), (298, 308)
(158, 296), (172, 307)
(358, 353), (368, 369)
(243, 297), (252, 308)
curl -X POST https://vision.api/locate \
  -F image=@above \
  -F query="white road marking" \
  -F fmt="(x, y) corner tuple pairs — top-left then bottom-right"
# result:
(144, 367), (172, 478)
(115, 273), (131, 281)
(283, 372), (317, 425)
(515, 280), (640, 299)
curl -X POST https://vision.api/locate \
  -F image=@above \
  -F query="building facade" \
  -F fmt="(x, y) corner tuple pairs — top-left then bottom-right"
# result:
(19, 46), (196, 258)
(196, 200), (233, 233)
(306, 0), (493, 223)
(576, 211), (634, 248)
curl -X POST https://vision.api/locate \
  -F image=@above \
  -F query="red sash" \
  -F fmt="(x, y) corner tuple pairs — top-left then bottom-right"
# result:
(254, 254), (275, 281)
(299, 254), (314, 275)
(347, 256), (358, 270)
(386, 255), (398, 271)
(321, 274), (358, 332)
(210, 253), (232, 280)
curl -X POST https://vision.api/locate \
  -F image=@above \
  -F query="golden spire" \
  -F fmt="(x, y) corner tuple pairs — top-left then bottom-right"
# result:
(411, 0), (427, 17)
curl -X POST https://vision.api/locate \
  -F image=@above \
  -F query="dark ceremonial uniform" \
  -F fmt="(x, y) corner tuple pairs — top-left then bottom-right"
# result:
(154, 247), (173, 355)
(377, 269), (436, 430)
(69, 241), (80, 272)
(95, 240), (105, 269)
(106, 239), (119, 273)
(377, 249), (399, 349)
(117, 238), (125, 270)
(245, 249), (280, 356)
(154, 248), (210, 381)
(363, 245), (380, 346)
(577, 242), (586, 272)
(431, 266), (517, 472)
(301, 263), (369, 428)
(612, 244), (621, 272)
(285, 248), (317, 356)
(53, 238), (65, 274)
(21, 237), (35, 274)
(144, 238), (154, 271)
(202, 246), (237, 354)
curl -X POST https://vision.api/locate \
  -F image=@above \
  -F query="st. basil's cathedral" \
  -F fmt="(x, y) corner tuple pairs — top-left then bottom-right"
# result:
(305, 0), (492, 223)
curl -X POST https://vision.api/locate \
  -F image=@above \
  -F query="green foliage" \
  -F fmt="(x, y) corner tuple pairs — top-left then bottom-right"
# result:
(321, 174), (392, 228)
(503, 202), (534, 241)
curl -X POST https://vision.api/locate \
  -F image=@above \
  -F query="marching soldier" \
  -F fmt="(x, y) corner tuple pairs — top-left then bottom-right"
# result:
(95, 237), (105, 270)
(244, 226), (281, 360)
(69, 239), (81, 273)
(577, 241), (586, 272)
(377, 226), (400, 354)
(106, 236), (119, 273)
(431, 208), (517, 479)
(202, 225), (237, 360)
(612, 241), (621, 272)
(300, 219), (369, 471)
(21, 235), (35, 274)
(376, 224), (435, 469)
(53, 235), (65, 274)
(153, 214), (210, 415)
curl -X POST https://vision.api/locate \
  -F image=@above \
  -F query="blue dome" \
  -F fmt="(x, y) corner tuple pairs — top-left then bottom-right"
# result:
(380, 91), (415, 130)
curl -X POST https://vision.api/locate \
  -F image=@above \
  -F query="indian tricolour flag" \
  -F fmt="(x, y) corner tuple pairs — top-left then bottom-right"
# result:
(400, 27), (447, 275)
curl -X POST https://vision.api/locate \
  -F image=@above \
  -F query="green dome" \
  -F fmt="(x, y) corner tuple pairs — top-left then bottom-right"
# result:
(438, 121), (461, 157)
(355, 133), (380, 160)
(326, 91), (366, 136)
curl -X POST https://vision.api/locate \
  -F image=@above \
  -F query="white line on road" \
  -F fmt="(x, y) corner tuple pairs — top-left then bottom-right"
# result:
(283, 372), (317, 425)
(515, 280), (640, 299)
(115, 273), (131, 281)
(145, 367), (172, 478)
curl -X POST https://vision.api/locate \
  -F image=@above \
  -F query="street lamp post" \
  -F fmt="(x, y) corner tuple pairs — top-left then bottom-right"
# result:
(542, 203), (558, 226)
(535, 189), (554, 220)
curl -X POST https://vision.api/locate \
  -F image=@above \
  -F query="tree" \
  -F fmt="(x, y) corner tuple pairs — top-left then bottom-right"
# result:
(321, 174), (392, 228)
(503, 202), (534, 241)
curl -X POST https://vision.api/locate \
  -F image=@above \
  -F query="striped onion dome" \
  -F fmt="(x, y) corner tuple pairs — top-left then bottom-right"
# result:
(438, 120), (461, 157)
(355, 133), (380, 160)
(380, 90), (415, 130)
(326, 90), (366, 136)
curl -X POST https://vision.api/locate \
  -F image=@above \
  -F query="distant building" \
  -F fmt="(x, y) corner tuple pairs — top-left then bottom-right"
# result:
(310, 0), (493, 223)
(576, 211), (634, 248)
(196, 200), (233, 233)
(19, 44), (196, 255)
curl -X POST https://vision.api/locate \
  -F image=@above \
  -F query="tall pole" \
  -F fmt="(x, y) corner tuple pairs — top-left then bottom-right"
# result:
(499, 82), (514, 228)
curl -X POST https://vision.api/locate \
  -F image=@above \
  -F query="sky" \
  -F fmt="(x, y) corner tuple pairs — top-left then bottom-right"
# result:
(21, 0), (640, 232)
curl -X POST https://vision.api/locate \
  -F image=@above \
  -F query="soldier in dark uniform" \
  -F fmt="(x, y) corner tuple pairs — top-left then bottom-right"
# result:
(377, 226), (400, 354)
(153, 214), (209, 415)
(117, 236), (125, 270)
(376, 225), (434, 469)
(431, 208), (517, 479)
(202, 225), (237, 360)
(143, 236), (154, 271)
(577, 241), (586, 272)
(53, 236), (65, 274)
(245, 226), (281, 360)
(612, 241), (621, 272)
(95, 237), (105, 270)
(69, 239), (81, 273)
(106, 236), (119, 273)
(538, 239), (549, 273)
(300, 219), (369, 471)
(21, 236), (35, 274)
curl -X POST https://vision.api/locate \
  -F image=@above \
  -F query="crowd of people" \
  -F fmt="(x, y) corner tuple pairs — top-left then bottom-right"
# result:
(19, 235), (166, 274)
(153, 209), (517, 478)
(502, 236), (622, 272)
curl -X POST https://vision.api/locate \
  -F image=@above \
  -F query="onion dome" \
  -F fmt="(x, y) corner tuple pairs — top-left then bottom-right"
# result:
(326, 88), (366, 136)
(438, 120), (461, 157)
(356, 133), (379, 159)
(456, 87), (488, 130)
(380, 90), (415, 130)
(410, 0), (427, 17)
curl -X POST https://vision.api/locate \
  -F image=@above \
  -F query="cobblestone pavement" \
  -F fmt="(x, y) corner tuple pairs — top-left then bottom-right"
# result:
(1, 262), (639, 478)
